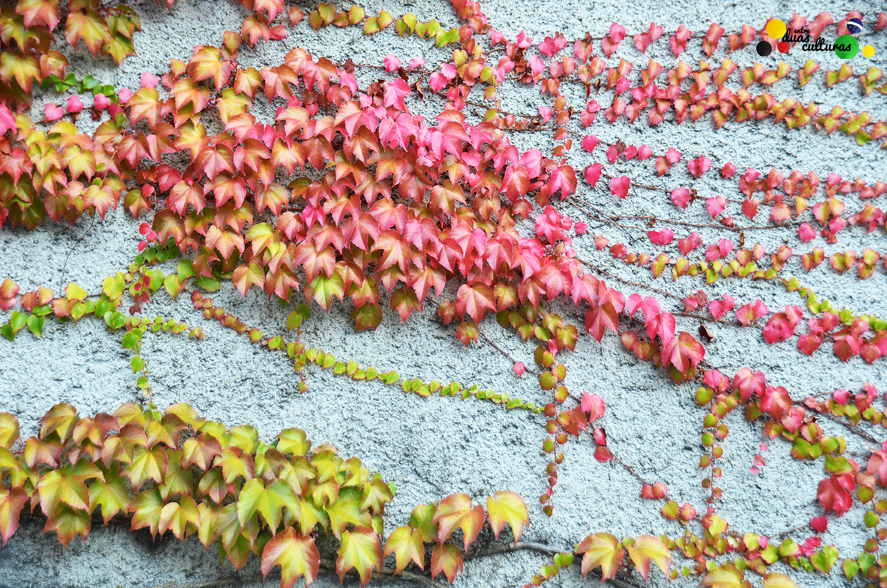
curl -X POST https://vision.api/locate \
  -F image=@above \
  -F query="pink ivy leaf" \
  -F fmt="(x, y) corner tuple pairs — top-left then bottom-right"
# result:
(538, 106), (553, 123)
(671, 187), (690, 209)
(408, 57), (425, 70)
(706, 196), (727, 218)
(646, 311), (676, 343)
(687, 155), (711, 179)
(708, 295), (735, 320)
(703, 369), (728, 392)
(593, 427), (606, 445)
(581, 392), (606, 421)
(670, 25), (692, 55)
(44, 103), (64, 121)
(798, 223), (816, 242)
(140, 72), (159, 89)
(429, 73), (447, 92)
(817, 475), (853, 516)
(66, 96), (84, 114)
(661, 331), (705, 372)
(810, 516), (828, 533)
(637, 145), (652, 160)
(584, 163), (602, 187)
(538, 36), (560, 57)
(610, 176), (630, 199)
(574, 221), (587, 235)
(736, 300), (768, 326)
(384, 55), (401, 72)
(93, 93), (111, 109)
(528, 56), (545, 78)
(581, 135), (599, 153)
(665, 147), (682, 164)
(648, 228), (675, 245)
(601, 35), (619, 58)
(606, 145), (618, 164)
(732, 367), (766, 401)
(833, 389), (849, 405)
(513, 362), (525, 378)
(118, 88), (133, 103)
(741, 198), (759, 219)
(721, 162), (737, 178)
(609, 23), (626, 43)
(383, 79), (410, 110)
(678, 232), (702, 255)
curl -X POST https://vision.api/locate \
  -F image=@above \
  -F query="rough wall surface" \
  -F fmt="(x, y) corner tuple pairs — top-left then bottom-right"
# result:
(1, 0), (886, 587)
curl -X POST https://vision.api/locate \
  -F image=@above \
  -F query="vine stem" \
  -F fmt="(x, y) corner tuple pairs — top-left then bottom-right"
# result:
(151, 560), (450, 588)
(468, 542), (641, 588)
(425, 298), (541, 377)
(58, 215), (97, 292)
(610, 453), (648, 486)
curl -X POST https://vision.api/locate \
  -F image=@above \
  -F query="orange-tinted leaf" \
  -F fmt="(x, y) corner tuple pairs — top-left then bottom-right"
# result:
(576, 532), (624, 580)
(0, 486), (28, 546)
(129, 488), (164, 538)
(486, 491), (529, 543)
(431, 541), (463, 584)
(17, 0), (61, 29)
(0, 413), (20, 449)
(40, 403), (78, 442)
(433, 493), (485, 550)
(383, 525), (425, 573)
(455, 283), (495, 323)
(261, 526), (320, 588)
(337, 526), (382, 587)
(701, 564), (752, 588)
(65, 9), (110, 57)
(626, 534), (670, 580)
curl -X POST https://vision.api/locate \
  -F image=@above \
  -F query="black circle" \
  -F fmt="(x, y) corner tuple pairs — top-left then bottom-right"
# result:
(756, 41), (772, 56)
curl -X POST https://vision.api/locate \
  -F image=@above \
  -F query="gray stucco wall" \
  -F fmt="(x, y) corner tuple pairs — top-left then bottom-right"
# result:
(1, 0), (886, 586)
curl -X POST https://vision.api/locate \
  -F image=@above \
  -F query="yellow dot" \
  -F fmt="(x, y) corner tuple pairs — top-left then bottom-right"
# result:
(863, 45), (876, 58)
(766, 19), (786, 39)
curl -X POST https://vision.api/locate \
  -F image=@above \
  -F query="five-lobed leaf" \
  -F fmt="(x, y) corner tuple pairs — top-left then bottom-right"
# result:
(433, 493), (485, 550)
(337, 526), (382, 587)
(626, 535), (671, 581)
(486, 491), (529, 544)
(576, 532), (624, 581)
(262, 527), (321, 588)
(383, 525), (425, 573)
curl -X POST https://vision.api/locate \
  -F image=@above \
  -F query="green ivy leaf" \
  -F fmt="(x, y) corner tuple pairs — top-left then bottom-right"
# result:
(194, 276), (220, 292)
(287, 311), (303, 331)
(27, 315), (44, 338)
(131, 356), (145, 373)
(177, 260), (195, 282)
(8, 312), (27, 336)
(105, 311), (127, 330)
(121, 330), (142, 349)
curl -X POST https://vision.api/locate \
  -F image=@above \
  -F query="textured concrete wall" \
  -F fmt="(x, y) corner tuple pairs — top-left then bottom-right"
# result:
(1, 0), (886, 586)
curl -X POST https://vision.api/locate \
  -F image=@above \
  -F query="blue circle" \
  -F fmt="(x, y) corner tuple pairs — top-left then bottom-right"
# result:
(848, 17), (864, 34)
